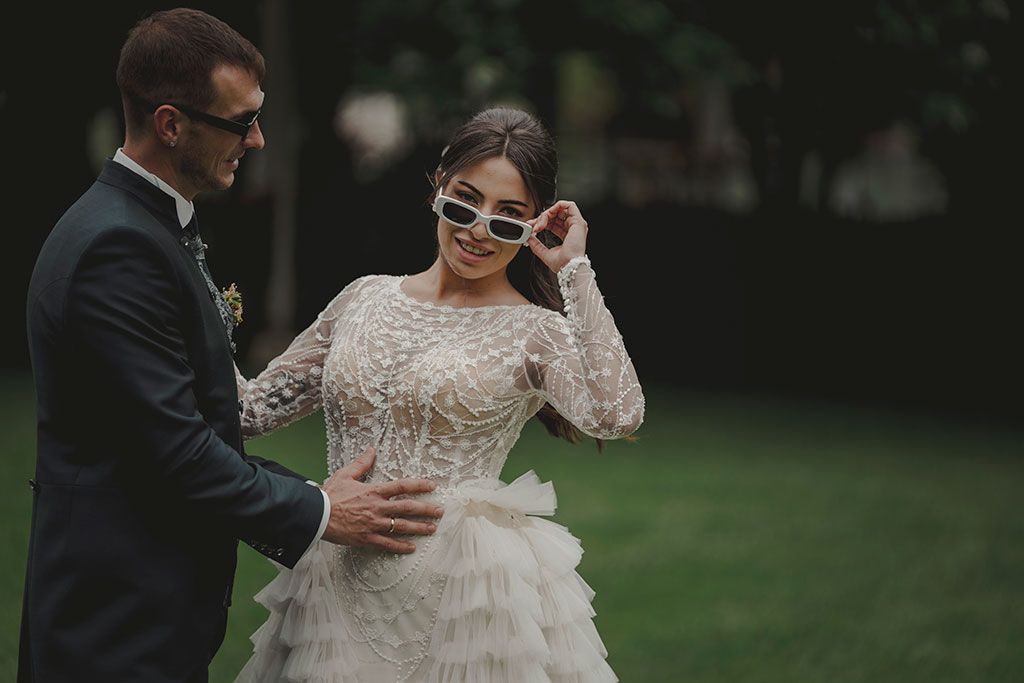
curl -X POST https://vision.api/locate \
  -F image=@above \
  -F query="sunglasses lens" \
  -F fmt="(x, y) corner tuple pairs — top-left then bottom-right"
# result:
(441, 201), (476, 226)
(489, 219), (528, 242)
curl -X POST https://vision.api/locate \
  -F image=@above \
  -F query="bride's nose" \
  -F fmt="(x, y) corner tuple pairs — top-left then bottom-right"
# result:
(469, 221), (488, 241)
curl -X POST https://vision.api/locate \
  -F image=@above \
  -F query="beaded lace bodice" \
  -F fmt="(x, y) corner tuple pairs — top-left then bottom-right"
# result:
(238, 257), (643, 483)
(236, 257), (643, 680)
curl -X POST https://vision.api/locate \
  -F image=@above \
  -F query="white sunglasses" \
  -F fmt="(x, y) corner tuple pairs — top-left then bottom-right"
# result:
(432, 194), (534, 245)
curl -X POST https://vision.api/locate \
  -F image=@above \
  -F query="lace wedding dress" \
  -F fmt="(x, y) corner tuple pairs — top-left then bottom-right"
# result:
(235, 257), (644, 683)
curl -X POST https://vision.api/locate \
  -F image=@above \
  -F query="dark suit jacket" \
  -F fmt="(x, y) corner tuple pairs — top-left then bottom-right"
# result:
(19, 160), (325, 682)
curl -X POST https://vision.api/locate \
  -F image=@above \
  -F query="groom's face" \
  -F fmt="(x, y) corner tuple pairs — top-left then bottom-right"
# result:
(178, 63), (265, 196)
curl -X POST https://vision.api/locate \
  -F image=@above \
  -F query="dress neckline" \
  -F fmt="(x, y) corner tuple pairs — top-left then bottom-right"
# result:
(393, 275), (541, 314)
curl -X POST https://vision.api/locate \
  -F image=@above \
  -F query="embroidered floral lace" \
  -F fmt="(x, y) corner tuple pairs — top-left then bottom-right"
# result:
(236, 257), (643, 680)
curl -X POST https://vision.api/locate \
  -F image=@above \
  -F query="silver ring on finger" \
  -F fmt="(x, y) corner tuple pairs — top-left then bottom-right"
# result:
(388, 517), (396, 534)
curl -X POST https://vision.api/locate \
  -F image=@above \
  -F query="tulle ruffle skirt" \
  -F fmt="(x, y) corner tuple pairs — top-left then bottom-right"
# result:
(236, 471), (617, 682)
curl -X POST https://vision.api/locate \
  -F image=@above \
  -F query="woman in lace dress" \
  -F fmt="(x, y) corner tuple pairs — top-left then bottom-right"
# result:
(235, 108), (644, 683)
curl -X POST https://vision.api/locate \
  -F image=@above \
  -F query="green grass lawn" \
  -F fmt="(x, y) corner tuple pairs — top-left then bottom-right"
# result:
(2, 371), (1022, 682)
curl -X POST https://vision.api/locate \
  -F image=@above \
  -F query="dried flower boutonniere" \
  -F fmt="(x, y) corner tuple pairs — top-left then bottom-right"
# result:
(222, 283), (244, 327)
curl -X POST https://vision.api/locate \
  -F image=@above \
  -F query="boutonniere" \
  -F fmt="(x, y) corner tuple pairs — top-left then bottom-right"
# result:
(221, 283), (244, 327)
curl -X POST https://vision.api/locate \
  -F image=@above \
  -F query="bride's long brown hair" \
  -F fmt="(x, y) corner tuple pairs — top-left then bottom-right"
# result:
(430, 108), (591, 446)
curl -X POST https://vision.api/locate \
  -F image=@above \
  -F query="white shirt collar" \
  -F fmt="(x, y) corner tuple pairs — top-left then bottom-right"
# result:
(112, 148), (195, 229)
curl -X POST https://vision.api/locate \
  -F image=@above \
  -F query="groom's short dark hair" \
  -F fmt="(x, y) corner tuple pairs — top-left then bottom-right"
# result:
(116, 8), (265, 134)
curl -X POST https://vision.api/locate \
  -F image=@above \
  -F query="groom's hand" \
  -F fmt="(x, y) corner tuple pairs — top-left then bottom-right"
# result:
(320, 447), (443, 553)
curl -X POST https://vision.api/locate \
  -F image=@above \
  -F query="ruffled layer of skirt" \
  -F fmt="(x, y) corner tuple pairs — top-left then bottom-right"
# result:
(235, 541), (360, 683)
(236, 471), (617, 682)
(424, 471), (617, 683)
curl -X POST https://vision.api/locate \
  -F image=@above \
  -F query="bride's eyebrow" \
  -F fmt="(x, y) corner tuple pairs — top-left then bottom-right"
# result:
(457, 181), (529, 208)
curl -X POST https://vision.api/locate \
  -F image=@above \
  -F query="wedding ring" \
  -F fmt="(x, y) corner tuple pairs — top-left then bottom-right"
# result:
(388, 517), (396, 534)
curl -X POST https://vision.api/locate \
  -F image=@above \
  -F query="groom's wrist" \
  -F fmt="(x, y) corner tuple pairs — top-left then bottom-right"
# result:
(297, 484), (331, 560)
(314, 487), (331, 541)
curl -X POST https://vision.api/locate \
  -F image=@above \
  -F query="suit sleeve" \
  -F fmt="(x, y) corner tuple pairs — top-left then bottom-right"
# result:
(66, 226), (323, 568)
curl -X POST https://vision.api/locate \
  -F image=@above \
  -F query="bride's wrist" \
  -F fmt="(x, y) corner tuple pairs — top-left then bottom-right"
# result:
(556, 255), (590, 279)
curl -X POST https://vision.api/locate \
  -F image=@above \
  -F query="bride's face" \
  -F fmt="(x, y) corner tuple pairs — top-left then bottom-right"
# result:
(435, 156), (535, 281)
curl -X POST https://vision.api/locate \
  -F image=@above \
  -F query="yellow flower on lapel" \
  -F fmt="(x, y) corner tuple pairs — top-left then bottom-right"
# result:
(221, 283), (244, 327)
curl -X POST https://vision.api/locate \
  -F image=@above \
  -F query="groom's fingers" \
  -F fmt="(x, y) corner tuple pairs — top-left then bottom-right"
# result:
(386, 518), (438, 536)
(321, 450), (442, 552)
(335, 446), (376, 480)
(364, 534), (417, 554)
(375, 478), (439, 501)
(384, 498), (445, 519)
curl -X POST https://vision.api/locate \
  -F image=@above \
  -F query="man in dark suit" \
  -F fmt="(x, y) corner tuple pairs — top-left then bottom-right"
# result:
(19, 9), (443, 682)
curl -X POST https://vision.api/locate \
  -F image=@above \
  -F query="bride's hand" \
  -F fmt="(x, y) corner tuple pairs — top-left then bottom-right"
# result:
(527, 200), (587, 273)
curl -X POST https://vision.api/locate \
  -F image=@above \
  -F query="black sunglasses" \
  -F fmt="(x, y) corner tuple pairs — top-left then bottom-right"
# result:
(171, 103), (261, 138)
(150, 94), (264, 139)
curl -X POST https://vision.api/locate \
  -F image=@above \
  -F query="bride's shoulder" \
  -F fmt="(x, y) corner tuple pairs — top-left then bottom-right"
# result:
(346, 273), (398, 292)
(515, 303), (571, 336)
(352, 273), (405, 293)
(323, 274), (400, 311)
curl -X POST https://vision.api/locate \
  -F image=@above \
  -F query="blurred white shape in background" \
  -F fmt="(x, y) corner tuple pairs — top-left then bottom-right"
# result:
(829, 122), (948, 222)
(87, 107), (122, 176)
(334, 91), (412, 180)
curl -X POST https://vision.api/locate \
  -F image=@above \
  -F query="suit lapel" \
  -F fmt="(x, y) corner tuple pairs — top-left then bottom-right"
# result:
(97, 159), (235, 353)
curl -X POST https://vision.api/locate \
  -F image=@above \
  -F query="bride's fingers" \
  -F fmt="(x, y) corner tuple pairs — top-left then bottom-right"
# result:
(557, 202), (583, 233)
(550, 200), (577, 221)
(528, 200), (588, 274)
(538, 213), (569, 241)
(533, 202), (564, 232)
(535, 201), (580, 239)
(527, 235), (571, 274)
(549, 218), (569, 241)
(527, 234), (553, 263)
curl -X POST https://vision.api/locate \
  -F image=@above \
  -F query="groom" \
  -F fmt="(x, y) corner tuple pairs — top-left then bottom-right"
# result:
(19, 9), (442, 682)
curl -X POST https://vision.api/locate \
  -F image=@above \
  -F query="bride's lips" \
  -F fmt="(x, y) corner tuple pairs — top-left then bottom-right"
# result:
(455, 236), (494, 263)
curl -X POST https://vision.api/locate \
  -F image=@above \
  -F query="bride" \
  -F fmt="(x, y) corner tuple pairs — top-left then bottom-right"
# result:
(235, 107), (644, 682)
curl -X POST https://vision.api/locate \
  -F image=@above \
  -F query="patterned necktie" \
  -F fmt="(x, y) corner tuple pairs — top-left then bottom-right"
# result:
(183, 215), (236, 352)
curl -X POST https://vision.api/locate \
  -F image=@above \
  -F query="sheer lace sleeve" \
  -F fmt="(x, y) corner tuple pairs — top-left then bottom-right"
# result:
(238, 277), (370, 439)
(526, 256), (645, 439)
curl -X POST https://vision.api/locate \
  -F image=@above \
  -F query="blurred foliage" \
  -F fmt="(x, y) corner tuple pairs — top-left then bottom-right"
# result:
(861, 0), (1006, 135)
(1, 1), (1013, 411)
(299, 0), (1009, 212)
(313, 0), (741, 140)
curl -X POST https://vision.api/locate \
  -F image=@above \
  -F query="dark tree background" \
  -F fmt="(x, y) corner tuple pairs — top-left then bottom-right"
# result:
(2, 0), (1016, 425)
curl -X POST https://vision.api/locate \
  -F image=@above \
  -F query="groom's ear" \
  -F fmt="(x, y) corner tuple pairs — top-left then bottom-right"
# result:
(152, 105), (181, 148)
